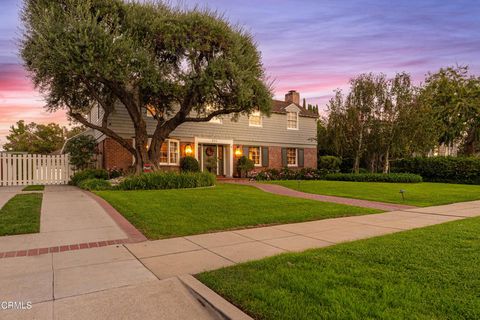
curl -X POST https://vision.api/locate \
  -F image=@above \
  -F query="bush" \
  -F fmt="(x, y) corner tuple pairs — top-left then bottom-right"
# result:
(117, 171), (216, 190)
(70, 169), (109, 186)
(391, 157), (480, 184)
(180, 156), (200, 172)
(237, 156), (254, 178)
(324, 173), (423, 183)
(253, 168), (328, 181)
(317, 156), (341, 172)
(108, 168), (124, 179)
(64, 135), (97, 170)
(78, 178), (112, 191)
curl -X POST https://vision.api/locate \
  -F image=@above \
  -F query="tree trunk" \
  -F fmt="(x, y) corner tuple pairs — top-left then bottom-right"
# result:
(353, 126), (364, 174)
(463, 126), (477, 156)
(383, 149), (390, 173)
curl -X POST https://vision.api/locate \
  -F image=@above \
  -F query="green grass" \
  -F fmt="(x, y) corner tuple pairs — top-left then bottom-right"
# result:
(22, 185), (45, 191)
(198, 217), (480, 320)
(270, 180), (480, 206)
(0, 193), (42, 236)
(95, 183), (379, 239)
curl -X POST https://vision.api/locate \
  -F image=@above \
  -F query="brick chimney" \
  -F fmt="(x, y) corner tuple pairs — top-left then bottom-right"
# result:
(285, 90), (300, 105)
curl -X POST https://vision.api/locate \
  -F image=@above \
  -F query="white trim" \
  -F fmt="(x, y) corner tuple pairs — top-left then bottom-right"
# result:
(248, 111), (263, 127)
(194, 137), (234, 177)
(287, 148), (298, 167)
(287, 111), (299, 130)
(248, 146), (262, 167)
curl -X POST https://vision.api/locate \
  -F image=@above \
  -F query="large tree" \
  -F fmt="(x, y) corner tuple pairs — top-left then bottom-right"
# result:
(420, 66), (480, 156)
(21, 0), (272, 172)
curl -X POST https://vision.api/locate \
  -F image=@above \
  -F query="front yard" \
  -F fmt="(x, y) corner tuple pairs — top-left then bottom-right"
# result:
(198, 216), (480, 320)
(0, 193), (42, 236)
(96, 183), (379, 239)
(270, 180), (480, 206)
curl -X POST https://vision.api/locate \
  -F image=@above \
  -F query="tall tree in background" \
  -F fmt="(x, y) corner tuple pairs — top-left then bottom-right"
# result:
(421, 66), (480, 156)
(21, 0), (272, 173)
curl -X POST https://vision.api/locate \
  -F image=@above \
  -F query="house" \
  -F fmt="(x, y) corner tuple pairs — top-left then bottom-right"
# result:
(90, 90), (318, 177)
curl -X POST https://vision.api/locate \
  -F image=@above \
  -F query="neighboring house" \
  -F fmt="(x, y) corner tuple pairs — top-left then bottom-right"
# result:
(89, 90), (318, 177)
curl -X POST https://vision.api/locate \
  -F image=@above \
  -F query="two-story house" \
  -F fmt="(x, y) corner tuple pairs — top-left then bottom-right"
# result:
(89, 90), (318, 177)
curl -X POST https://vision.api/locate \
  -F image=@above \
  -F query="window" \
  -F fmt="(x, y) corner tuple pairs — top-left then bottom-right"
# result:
(249, 111), (262, 127)
(287, 148), (297, 167)
(248, 147), (261, 166)
(287, 112), (298, 129)
(146, 105), (157, 118)
(157, 139), (179, 165)
(169, 140), (179, 164)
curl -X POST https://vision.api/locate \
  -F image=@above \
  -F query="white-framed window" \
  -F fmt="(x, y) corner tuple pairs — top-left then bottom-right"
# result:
(248, 146), (262, 166)
(249, 111), (262, 127)
(287, 112), (299, 130)
(139, 138), (180, 166)
(169, 140), (179, 164)
(287, 148), (297, 167)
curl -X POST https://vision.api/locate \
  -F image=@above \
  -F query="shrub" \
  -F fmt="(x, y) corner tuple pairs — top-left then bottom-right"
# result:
(391, 157), (480, 184)
(117, 171), (216, 190)
(64, 135), (97, 170)
(324, 173), (423, 183)
(253, 168), (328, 181)
(237, 156), (254, 178)
(180, 156), (200, 172)
(317, 156), (341, 172)
(108, 168), (124, 179)
(78, 178), (112, 191)
(70, 169), (109, 186)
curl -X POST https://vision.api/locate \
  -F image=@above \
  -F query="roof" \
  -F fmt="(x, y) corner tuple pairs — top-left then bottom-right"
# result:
(271, 100), (319, 118)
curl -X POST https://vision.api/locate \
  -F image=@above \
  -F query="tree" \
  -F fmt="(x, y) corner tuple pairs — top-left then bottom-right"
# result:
(420, 66), (480, 155)
(21, 0), (272, 173)
(64, 135), (97, 169)
(3, 120), (66, 154)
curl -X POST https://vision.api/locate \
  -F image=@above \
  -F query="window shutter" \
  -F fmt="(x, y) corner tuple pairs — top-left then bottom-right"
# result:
(298, 148), (305, 167)
(262, 147), (269, 167)
(243, 146), (249, 158)
(281, 148), (288, 167)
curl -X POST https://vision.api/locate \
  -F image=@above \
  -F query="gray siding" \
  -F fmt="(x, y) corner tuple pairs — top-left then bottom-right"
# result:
(103, 104), (317, 147)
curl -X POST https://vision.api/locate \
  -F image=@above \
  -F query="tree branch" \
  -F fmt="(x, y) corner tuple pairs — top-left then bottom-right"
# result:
(185, 107), (245, 122)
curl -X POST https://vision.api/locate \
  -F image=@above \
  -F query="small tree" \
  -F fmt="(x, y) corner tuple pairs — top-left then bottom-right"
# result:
(64, 135), (97, 170)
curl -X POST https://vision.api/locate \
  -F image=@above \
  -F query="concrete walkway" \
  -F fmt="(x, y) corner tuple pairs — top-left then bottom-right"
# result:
(0, 186), (128, 254)
(226, 181), (416, 211)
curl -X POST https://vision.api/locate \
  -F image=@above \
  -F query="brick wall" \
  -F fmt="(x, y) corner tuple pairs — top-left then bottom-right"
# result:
(268, 146), (283, 168)
(102, 138), (133, 171)
(304, 148), (317, 169)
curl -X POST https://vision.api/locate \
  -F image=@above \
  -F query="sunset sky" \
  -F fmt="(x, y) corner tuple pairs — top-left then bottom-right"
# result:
(1, 0), (479, 147)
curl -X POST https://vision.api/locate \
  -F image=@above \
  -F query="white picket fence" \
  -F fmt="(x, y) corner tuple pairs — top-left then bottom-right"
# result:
(0, 153), (74, 186)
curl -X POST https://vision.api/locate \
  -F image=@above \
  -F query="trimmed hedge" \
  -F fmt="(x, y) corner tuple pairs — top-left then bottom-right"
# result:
(117, 171), (216, 190)
(253, 168), (329, 181)
(324, 173), (423, 183)
(79, 178), (112, 191)
(70, 169), (109, 186)
(391, 157), (480, 184)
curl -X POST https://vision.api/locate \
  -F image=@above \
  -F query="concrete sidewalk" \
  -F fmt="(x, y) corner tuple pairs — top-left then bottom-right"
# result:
(0, 185), (128, 253)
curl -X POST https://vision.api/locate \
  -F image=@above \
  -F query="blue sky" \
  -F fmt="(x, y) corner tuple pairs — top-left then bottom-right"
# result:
(0, 0), (479, 144)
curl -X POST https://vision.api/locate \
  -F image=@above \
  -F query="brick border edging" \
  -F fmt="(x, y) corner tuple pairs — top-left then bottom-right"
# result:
(83, 190), (148, 243)
(0, 239), (129, 259)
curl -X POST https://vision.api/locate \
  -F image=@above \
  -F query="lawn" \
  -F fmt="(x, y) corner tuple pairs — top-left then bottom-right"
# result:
(198, 217), (480, 320)
(22, 185), (45, 191)
(270, 180), (480, 206)
(0, 193), (42, 236)
(96, 183), (379, 239)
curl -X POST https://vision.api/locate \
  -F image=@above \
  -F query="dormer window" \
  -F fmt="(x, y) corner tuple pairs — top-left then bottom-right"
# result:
(287, 111), (298, 130)
(249, 111), (262, 127)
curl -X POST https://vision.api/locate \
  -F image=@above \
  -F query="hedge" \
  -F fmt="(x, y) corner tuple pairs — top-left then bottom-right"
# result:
(117, 171), (216, 190)
(391, 157), (480, 184)
(78, 178), (112, 191)
(252, 168), (329, 181)
(70, 169), (109, 186)
(324, 173), (423, 183)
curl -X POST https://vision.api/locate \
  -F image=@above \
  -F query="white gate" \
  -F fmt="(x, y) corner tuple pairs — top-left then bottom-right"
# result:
(0, 153), (74, 186)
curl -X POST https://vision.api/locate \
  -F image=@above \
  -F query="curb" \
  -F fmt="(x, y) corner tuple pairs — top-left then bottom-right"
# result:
(178, 274), (253, 320)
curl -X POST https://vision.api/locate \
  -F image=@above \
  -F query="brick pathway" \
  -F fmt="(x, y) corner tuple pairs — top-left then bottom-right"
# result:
(226, 181), (416, 211)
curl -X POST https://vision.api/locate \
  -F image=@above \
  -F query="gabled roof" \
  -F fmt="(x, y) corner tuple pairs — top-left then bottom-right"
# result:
(271, 100), (319, 118)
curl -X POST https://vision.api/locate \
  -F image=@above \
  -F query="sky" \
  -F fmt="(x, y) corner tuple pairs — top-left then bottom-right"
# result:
(1, 0), (479, 147)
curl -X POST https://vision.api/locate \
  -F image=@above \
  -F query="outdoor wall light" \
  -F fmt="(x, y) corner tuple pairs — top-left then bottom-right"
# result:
(185, 144), (193, 156)
(235, 146), (243, 157)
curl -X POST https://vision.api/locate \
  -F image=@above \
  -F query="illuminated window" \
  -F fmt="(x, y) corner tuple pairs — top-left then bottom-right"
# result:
(169, 140), (179, 164)
(249, 111), (262, 127)
(287, 112), (298, 129)
(158, 139), (179, 165)
(160, 143), (168, 163)
(248, 147), (261, 166)
(287, 148), (297, 166)
(146, 105), (157, 118)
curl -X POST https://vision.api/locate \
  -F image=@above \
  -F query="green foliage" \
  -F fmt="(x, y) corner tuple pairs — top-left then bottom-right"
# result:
(117, 172), (216, 190)
(237, 156), (254, 177)
(391, 157), (480, 184)
(180, 156), (200, 172)
(317, 156), (341, 171)
(70, 169), (109, 186)
(253, 168), (328, 181)
(78, 178), (112, 191)
(3, 120), (67, 154)
(205, 157), (218, 173)
(0, 193), (42, 236)
(64, 135), (97, 170)
(22, 185), (44, 191)
(324, 173), (423, 183)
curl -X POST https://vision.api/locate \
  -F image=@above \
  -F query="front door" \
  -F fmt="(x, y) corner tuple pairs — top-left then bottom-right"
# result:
(202, 145), (225, 175)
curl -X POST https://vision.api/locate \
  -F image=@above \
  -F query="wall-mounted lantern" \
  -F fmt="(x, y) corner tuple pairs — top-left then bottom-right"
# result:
(234, 145), (243, 157)
(185, 144), (193, 156)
